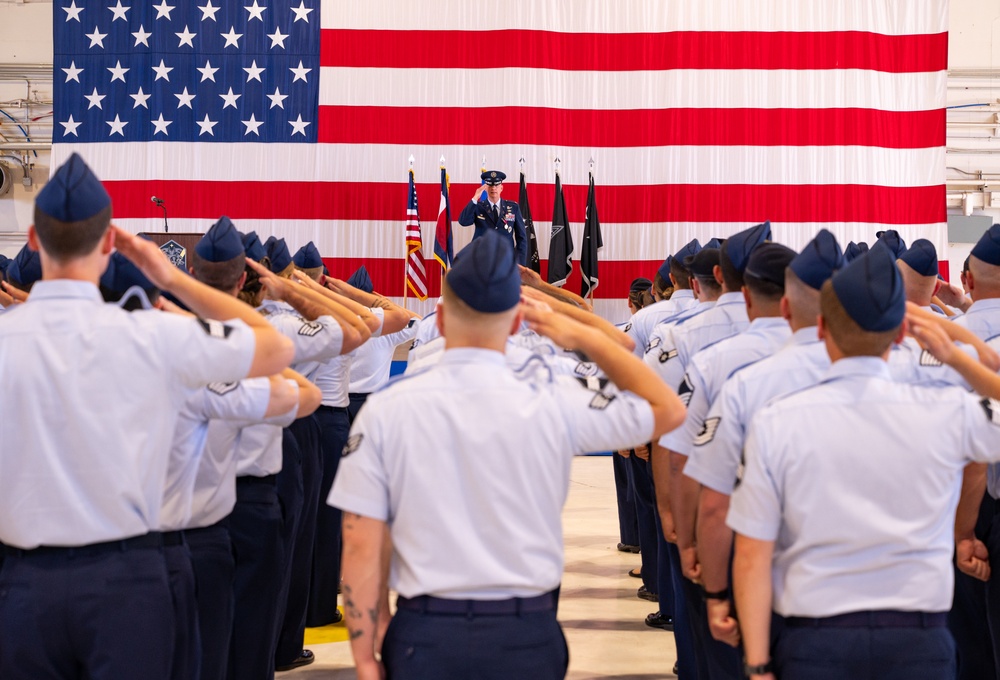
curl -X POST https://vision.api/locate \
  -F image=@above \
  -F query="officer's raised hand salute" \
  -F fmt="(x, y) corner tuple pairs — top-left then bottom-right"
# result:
(457, 170), (527, 265)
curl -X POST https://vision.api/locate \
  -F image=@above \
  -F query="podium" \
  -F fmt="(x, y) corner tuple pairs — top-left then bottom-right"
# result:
(138, 232), (203, 270)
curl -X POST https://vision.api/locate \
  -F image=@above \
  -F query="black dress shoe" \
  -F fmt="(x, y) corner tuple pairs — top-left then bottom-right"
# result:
(617, 542), (641, 553)
(276, 649), (315, 672)
(628, 567), (642, 578)
(637, 585), (658, 602)
(673, 661), (679, 675)
(331, 609), (343, 624)
(645, 611), (674, 631)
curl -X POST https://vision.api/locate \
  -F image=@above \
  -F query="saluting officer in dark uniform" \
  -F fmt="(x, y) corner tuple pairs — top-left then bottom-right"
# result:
(458, 170), (527, 265)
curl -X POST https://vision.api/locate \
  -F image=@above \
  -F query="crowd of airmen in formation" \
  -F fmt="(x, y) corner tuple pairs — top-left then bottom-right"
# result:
(4, 153), (1000, 680)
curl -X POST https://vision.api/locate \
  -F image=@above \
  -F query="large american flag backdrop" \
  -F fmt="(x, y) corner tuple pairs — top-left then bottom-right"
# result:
(51, 0), (948, 319)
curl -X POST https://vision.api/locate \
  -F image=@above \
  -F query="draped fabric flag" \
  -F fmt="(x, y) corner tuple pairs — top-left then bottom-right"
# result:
(547, 171), (572, 287)
(519, 171), (540, 274)
(50, 0), (948, 317)
(580, 171), (602, 299)
(405, 168), (428, 300)
(434, 166), (454, 271)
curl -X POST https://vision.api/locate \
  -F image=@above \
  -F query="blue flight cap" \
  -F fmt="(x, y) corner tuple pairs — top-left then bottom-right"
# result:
(656, 256), (673, 282)
(293, 241), (323, 269)
(480, 170), (506, 186)
(685, 247), (721, 279)
(446, 229), (520, 313)
(265, 237), (292, 273)
(100, 251), (155, 294)
(630, 277), (653, 294)
(790, 229), (844, 290)
(844, 241), (869, 263)
(704, 238), (722, 250)
(8, 244), (41, 287)
(671, 239), (702, 272)
(743, 243), (796, 287)
(898, 238), (938, 277)
(35, 152), (111, 222)
(724, 221), (771, 274)
(970, 223), (1000, 266)
(0, 253), (9, 277)
(876, 230), (907, 258)
(831, 241), (905, 332)
(242, 230), (266, 262)
(195, 216), (244, 262)
(346, 265), (374, 294)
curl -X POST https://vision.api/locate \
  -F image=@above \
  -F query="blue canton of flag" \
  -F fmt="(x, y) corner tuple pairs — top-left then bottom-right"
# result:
(53, 0), (320, 143)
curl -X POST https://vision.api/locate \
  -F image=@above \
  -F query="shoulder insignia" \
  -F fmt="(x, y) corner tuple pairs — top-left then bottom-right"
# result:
(406, 317), (418, 328)
(207, 381), (238, 396)
(196, 318), (233, 339)
(342, 433), (364, 457)
(574, 362), (599, 378)
(298, 320), (323, 337)
(658, 348), (678, 364)
(919, 350), (943, 367)
(677, 376), (694, 406)
(646, 336), (661, 352)
(734, 452), (745, 489)
(575, 375), (609, 392)
(589, 392), (616, 410)
(980, 398), (1000, 427)
(623, 322), (632, 333)
(692, 417), (721, 447)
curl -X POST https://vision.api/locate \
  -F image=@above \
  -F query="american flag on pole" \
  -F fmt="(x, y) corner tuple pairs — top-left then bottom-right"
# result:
(51, 0), (948, 319)
(405, 167), (428, 300)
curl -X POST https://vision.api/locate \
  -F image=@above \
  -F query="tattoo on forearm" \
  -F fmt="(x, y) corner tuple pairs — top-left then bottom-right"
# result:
(368, 607), (378, 625)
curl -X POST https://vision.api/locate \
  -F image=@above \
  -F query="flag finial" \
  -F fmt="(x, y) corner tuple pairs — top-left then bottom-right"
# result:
(439, 155), (446, 168)
(554, 157), (561, 175)
(408, 154), (414, 168)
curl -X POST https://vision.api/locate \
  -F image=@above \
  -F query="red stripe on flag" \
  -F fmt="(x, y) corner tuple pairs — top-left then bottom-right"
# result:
(320, 30), (948, 73)
(317, 107), (944, 149)
(105, 181), (945, 225)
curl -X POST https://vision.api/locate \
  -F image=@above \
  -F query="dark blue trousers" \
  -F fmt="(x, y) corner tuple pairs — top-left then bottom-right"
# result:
(275, 415), (322, 665)
(949, 492), (996, 680)
(679, 573), (742, 680)
(307, 406), (351, 627)
(187, 522), (235, 680)
(614, 453), (640, 546)
(629, 454), (658, 593)
(0, 540), (174, 680)
(347, 391), (369, 423)
(383, 607), (568, 679)
(227, 478), (285, 680)
(774, 621), (956, 680)
(164, 538), (201, 680)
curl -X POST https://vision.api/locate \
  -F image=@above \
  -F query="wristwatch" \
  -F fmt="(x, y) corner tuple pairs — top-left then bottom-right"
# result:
(703, 587), (731, 601)
(743, 660), (773, 676)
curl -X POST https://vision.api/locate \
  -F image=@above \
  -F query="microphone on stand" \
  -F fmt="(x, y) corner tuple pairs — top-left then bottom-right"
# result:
(151, 196), (168, 233)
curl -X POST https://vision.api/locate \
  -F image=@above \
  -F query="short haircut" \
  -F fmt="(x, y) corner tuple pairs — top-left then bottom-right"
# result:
(819, 279), (899, 357)
(743, 271), (785, 303)
(784, 269), (821, 325)
(694, 274), (721, 296)
(189, 250), (245, 292)
(33, 204), (111, 262)
(669, 259), (692, 289)
(719, 246), (744, 292)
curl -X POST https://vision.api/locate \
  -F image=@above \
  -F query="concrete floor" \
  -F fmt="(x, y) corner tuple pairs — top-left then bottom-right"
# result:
(285, 456), (678, 679)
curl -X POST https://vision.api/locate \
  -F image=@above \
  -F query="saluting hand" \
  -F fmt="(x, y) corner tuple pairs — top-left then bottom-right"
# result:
(0, 280), (26, 305)
(245, 257), (291, 301)
(907, 312), (957, 365)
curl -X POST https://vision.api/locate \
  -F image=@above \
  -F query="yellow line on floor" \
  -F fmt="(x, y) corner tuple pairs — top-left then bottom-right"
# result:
(303, 608), (348, 645)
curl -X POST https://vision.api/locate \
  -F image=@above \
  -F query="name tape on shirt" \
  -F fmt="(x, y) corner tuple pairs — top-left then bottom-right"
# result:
(692, 417), (722, 447)
(197, 318), (233, 339)
(342, 433), (364, 457)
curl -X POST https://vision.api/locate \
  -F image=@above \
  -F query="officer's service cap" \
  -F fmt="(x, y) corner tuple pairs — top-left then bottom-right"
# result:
(446, 229), (520, 313)
(8, 244), (41, 287)
(685, 248), (721, 279)
(844, 241), (869, 263)
(790, 229), (844, 290)
(100, 251), (155, 294)
(293, 241), (323, 269)
(242, 231), (266, 263)
(346, 265), (374, 294)
(630, 277), (653, 294)
(195, 216), (244, 262)
(744, 243), (796, 287)
(970, 223), (1000, 266)
(876, 230), (907, 258)
(265, 236), (292, 273)
(898, 238), (938, 277)
(831, 241), (905, 332)
(724, 221), (771, 274)
(35, 152), (111, 223)
(480, 170), (506, 186)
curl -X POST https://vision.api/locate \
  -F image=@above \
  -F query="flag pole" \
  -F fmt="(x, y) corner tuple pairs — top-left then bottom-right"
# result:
(404, 155), (414, 311)
(440, 154), (447, 291)
(588, 156), (595, 303)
